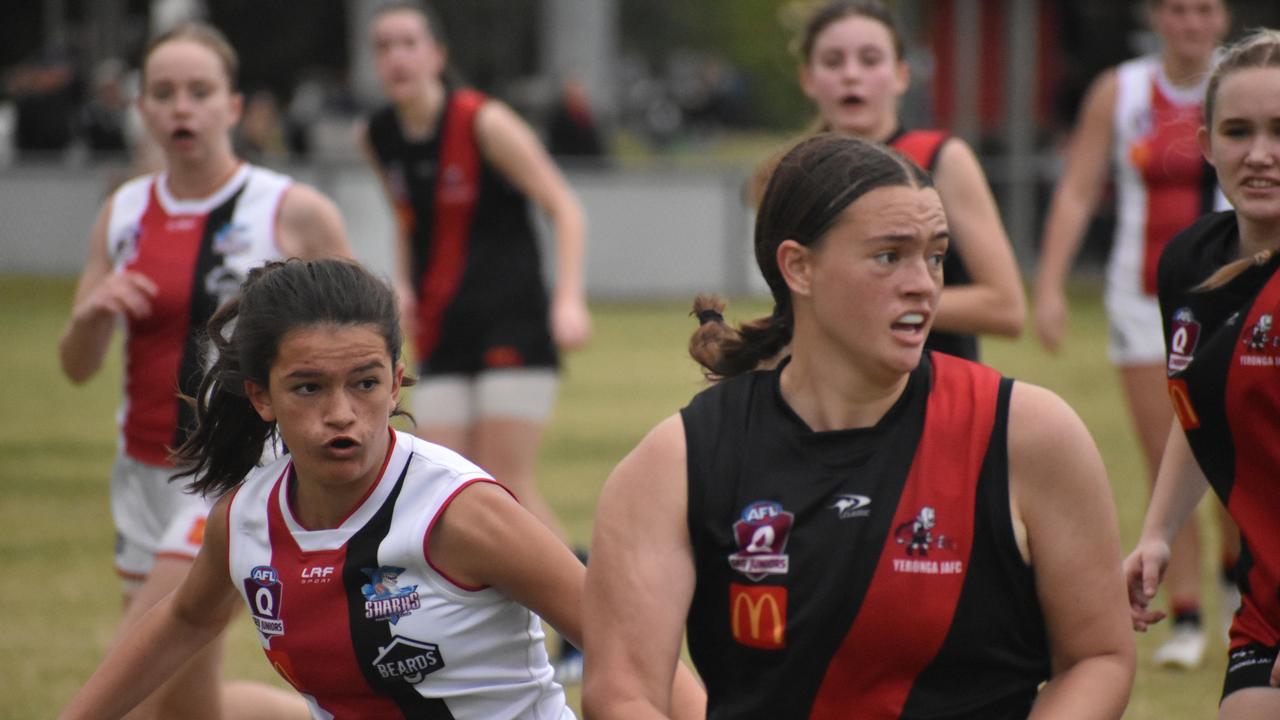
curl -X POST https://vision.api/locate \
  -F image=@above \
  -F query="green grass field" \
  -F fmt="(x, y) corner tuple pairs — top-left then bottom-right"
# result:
(0, 275), (1231, 718)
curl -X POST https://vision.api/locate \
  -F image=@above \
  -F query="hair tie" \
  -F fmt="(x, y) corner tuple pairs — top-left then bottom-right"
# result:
(696, 308), (724, 326)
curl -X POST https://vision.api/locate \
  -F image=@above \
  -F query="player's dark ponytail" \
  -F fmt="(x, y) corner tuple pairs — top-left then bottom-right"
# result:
(171, 293), (272, 497)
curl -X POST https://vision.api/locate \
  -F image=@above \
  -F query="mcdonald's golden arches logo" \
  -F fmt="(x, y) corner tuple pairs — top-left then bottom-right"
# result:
(729, 582), (787, 650)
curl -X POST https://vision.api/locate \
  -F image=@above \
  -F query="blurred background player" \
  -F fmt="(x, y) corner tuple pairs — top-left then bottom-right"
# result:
(1126, 29), (1280, 716)
(357, 1), (592, 682)
(1033, 0), (1237, 670)
(56, 22), (349, 720)
(584, 134), (1134, 719)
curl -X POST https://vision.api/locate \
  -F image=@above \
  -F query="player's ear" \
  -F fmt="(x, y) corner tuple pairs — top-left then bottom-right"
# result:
(246, 380), (275, 422)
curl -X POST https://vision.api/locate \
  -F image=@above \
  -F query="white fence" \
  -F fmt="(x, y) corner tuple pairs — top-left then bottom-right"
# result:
(0, 162), (760, 299)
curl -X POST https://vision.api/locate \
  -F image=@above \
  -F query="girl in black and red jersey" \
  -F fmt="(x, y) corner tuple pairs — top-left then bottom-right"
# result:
(1127, 30), (1280, 715)
(583, 134), (1134, 719)
(57, 22), (349, 720)
(1037, 1), (1237, 669)
(761, 0), (1024, 361)
(357, 4), (590, 558)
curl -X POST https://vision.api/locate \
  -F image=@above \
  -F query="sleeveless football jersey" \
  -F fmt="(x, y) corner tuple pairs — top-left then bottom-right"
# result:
(226, 429), (572, 719)
(366, 89), (556, 375)
(1111, 55), (1218, 299)
(106, 164), (290, 466)
(887, 128), (978, 361)
(682, 353), (1048, 719)
(1159, 211), (1280, 651)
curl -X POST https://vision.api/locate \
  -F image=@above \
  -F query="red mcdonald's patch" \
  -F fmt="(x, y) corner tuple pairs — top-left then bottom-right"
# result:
(730, 582), (787, 650)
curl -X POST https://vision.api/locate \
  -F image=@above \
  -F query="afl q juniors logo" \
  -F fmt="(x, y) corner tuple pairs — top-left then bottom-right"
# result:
(729, 500), (794, 581)
(1167, 307), (1200, 374)
(245, 565), (285, 638)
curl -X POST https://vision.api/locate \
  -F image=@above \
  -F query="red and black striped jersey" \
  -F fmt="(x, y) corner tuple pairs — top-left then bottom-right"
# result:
(682, 353), (1048, 718)
(366, 90), (555, 374)
(1159, 211), (1280, 651)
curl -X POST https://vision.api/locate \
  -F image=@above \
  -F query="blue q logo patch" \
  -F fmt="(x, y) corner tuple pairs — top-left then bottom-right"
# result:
(1167, 307), (1201, 374)
(729, 500), (794, 581)
(361, 566), (421, 624)
(244, 565), (285, 638)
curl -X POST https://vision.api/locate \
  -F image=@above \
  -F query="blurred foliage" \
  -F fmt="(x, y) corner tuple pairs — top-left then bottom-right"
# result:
(619, 0), (815, 131)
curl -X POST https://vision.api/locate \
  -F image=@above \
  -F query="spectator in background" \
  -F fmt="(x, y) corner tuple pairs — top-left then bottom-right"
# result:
(5, 50), (78, 158)
(79, 58), (130, 161)
(547, 75), (606, 164)
(235, 89), (287, 165)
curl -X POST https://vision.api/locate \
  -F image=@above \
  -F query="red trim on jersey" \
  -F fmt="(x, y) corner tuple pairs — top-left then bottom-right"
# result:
(415, 89), (487, 361)
(809, 354), (1000, 718)
(1224, 271), (1280, 649)
(890, 130), (950, 173)
(154, 550), (198, 564)
(423, 477), (509, 592)
(1136, 80), (1207, 295)
(115, 567), (148, 581)
(284, 429), (397, 532)
(224, 484), (244, 570)
(122, 181), (206, 465)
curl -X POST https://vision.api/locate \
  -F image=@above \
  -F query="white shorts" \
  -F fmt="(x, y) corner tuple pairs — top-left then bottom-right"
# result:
(1104, 281), (1167, 366)
(411, 368), (559, 426)
(110, 451), (213, 589)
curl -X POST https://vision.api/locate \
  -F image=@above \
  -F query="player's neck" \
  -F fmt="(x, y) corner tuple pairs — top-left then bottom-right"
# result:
(165, 153), (242, 200)
(1238, 216), (1280, 259)
(779, 343), (909, 432)
(1161, 52), (1212, 89)
(398, 79), (446, 140)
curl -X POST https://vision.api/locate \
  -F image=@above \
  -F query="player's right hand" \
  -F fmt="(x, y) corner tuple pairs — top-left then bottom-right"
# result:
(1123, 538), (1171, 632)
(1033, 286), (1068, 353)
(79, 270), (158, 322)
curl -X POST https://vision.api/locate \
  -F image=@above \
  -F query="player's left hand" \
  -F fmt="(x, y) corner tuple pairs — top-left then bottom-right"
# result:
(551, 293), (591, 351)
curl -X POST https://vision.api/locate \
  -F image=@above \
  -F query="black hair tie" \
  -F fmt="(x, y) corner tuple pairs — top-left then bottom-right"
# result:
(696, 308), (724, 326)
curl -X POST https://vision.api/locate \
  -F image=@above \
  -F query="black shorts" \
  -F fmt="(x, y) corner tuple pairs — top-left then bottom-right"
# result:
(420, 309), (558, 376)
(1222, 643), (1279, 702)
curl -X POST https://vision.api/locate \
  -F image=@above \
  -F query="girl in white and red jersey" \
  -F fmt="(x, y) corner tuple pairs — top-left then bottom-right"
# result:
(758, 0), (1025, 361)
(57, 22), (349, 720)
(1033, 0), (1236, 670)
(59, 258), (704, 720)
(1126, 30), (1280, 716)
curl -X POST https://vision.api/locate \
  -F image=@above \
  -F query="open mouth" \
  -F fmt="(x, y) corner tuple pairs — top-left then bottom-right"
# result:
(171, 128), (195, 141)
(839, 94), (865, 108)
(891, 312), (927, 334)
(327, 438), (358, 450)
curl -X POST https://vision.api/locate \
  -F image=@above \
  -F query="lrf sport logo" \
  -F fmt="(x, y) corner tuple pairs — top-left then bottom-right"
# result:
(729, 583), (787, 650)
